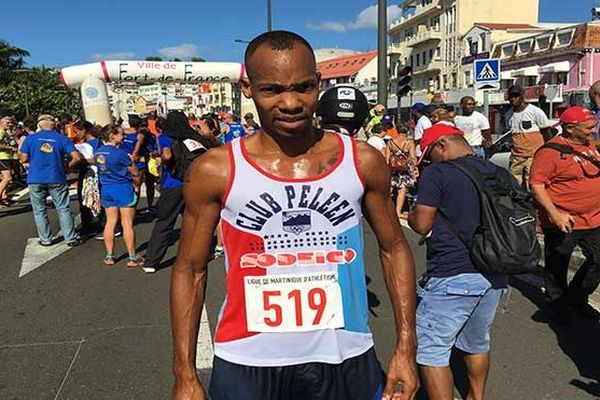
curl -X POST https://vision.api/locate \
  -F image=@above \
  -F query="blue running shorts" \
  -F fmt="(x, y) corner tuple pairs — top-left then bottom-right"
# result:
(101, 183), (137, 208)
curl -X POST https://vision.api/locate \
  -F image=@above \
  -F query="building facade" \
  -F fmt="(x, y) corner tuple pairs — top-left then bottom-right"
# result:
(388, 0), (540, 95)
(317, 51), (378, 90)
(492, 22), (600, 106)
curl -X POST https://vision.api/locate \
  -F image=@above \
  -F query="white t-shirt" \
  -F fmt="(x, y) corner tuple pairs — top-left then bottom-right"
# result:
(414, 115), (432, 156)
(75, 142), (97, 173)
(454, 111), (490, 147)
(505, 104), (550, 134)
(367, 136), (386, 152)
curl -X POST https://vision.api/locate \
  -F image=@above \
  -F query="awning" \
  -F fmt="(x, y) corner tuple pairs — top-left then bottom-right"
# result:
(511, 66), (539, 77)
(538, 61), (570, 73)
(501, 70), (515, 80)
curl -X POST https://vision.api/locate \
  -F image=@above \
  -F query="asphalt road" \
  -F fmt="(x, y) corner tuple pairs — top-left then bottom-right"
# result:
(1, 197), (599, 400)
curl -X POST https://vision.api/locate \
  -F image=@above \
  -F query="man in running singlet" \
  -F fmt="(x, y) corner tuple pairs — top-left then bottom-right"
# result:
(170, 31), (418, 400)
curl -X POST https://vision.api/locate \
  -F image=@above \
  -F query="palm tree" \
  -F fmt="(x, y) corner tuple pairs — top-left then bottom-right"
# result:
(0, 40), (30, 84)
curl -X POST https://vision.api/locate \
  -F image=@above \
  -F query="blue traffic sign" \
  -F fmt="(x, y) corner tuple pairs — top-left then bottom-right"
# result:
(474, 58), (501, 83)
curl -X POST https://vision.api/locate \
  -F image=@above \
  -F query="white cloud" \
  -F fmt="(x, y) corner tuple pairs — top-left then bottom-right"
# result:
(307, 4), (403, 33)
(349, 5), (404, 29)
(306, 21), (348, 33)
(158, 43), (199, 59)
(90, 51), (137, 61)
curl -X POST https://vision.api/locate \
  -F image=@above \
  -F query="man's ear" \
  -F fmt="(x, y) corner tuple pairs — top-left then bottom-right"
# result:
(241, 78), (252, 99)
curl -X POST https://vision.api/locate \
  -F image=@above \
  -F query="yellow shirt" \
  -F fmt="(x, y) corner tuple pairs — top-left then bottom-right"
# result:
(0, 129), (14, 160)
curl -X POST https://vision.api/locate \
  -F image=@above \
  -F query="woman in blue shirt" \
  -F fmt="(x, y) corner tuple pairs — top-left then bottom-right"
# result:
(95, 124), (141, 267)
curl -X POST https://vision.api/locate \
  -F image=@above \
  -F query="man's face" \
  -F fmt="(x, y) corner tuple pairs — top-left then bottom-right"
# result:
(566, 119), (596, 143)
(461, 99), (476, 116)
(0, 117), (14, 130)
(242, 44), (320, 138)
(508, 95), (524, 109)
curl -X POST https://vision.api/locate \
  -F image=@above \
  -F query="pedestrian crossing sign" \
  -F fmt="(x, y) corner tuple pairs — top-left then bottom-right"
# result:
(474, 58), (500, 83)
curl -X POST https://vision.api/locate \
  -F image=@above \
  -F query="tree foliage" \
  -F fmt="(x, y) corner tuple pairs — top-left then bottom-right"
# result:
(0, 40), (29, 85)
(0, 40), (80, 120)
(145, 56), (163, 61)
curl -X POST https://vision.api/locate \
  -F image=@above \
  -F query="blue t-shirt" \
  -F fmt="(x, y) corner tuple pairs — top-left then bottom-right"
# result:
(417, 156), (500, 277)
(95, 144), (133, 185)
(221, 122), (246, 144)
(21, 130), (76, 184)
(87, 137), (102, 151)
(158, 134), (183, 189)
(122, 130), (148, 170)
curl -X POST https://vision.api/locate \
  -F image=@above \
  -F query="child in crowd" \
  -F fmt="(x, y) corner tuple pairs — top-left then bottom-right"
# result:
(95, 124), (141, 267)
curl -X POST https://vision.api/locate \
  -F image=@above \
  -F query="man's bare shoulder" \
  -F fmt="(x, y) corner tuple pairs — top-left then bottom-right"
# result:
(355, 140), (386, 167)
(354, 140), (390, 189)
(185, 146), (231, 199)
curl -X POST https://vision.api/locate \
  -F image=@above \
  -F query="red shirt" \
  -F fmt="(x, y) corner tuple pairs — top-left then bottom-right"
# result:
(530, 136), (600, 229)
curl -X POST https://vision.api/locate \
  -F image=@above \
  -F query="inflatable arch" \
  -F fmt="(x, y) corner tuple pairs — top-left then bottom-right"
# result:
(60, 60), (244, 125)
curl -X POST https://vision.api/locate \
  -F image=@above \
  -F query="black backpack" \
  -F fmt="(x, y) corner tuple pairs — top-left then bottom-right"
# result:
(440, 158), (541, 275)
(169, 137), (208, 181)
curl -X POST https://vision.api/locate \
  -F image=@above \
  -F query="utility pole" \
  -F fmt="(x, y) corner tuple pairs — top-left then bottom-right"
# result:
(377, 0), (388, 107)
(267, 0), (272, 31)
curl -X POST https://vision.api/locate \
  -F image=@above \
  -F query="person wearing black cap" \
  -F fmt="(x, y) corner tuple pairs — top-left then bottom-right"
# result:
(243, 112), (260, 135)
(505, 85), (552, 187)
(316, 85), (369, 136)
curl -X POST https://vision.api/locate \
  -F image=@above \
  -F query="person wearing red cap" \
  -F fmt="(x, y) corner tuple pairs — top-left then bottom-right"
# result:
(530, 106), (600, 317)
(408, 123), (509, 400)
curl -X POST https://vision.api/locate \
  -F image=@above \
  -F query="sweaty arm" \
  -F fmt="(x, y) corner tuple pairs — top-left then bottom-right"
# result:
(170, 148), (229, 398)
(356, 142), (418, 399)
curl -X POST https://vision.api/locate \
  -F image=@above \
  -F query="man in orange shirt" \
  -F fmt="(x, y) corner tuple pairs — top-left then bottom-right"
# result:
(381, 114), (399, 140)
(530, 106), (600, 317)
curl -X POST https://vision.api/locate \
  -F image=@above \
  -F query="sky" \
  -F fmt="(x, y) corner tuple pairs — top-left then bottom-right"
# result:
(0, 0), (596, 68)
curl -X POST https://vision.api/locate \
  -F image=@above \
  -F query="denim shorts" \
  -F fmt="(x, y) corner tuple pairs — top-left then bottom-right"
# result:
(101, 183), (136, 208)
(416, 273), (507, 367)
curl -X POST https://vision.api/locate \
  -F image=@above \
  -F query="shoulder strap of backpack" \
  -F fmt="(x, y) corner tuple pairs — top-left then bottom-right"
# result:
(539, 142), (600, 170)
(445, 158), (492, 191)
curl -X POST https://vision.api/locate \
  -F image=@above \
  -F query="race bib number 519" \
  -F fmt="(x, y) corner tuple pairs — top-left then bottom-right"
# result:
(244, 272), (345, 333)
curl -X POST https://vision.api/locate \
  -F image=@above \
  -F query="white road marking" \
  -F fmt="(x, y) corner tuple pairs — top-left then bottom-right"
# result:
(19, 214), (82, 278)
(17, 182), (158, 278)
(10, 187), (30, 201)
(195, 305), (214, 369)
(19, 239), (71, 277)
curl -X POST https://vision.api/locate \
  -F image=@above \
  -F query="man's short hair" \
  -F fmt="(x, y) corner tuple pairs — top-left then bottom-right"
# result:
(244, 31), (315, 79)
(128, 114), (143, 128)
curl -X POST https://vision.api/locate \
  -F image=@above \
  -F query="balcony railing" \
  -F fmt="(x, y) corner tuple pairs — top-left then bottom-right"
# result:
(389, 0), (442, 32)
(388, 43), (403, 55)
(411, 59), (444, 74)
(406, 28), (442, 48)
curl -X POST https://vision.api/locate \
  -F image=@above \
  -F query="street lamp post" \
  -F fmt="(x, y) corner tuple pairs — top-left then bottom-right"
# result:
(267, 0), (272, 31)
(377, 0), (388, 107)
